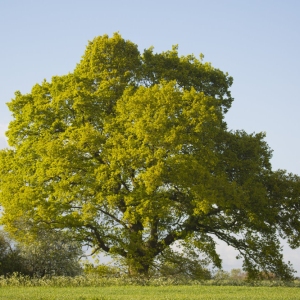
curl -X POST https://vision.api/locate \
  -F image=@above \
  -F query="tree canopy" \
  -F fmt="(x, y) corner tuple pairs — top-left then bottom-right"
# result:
(1, 33), (300, 279)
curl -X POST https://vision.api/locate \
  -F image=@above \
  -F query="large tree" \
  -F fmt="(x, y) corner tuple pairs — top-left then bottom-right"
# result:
(1, 33), (300, 278)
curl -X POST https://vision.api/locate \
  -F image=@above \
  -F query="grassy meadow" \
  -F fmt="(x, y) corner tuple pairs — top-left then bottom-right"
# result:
(1, 275), (300, 300)
(1, 285), (300, 300)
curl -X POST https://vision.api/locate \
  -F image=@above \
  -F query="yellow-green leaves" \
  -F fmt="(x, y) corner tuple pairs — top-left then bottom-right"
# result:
(0, 33), (299, 278)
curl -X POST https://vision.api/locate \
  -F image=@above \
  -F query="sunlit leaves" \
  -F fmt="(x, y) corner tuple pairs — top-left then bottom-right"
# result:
(0, 33), (299, 278)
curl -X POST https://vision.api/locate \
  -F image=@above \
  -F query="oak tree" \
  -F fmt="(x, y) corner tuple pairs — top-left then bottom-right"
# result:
(1, 33), (300, 278)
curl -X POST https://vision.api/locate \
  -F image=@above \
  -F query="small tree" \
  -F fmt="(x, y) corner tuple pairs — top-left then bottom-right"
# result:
(0, 231), (27, 276)
(18, 229), (83, 277)
(229, 268), (247, 280)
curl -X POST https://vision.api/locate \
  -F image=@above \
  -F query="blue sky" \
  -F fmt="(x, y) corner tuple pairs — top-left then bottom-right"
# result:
(1, 0), (300, 273)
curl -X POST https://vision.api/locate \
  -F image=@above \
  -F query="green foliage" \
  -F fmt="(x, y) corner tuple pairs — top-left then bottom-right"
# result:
(1, 33), (300, 279)
(18, 229), (83, 277)
(0, 229), (82, 277)
(213, 269), (247, 281)
(1, 272), (300, 288)
(228, 269), (247, 281)
(83, 263), (120, 277)
(0, 231), (28, 276)
(152, 246), (212, 280)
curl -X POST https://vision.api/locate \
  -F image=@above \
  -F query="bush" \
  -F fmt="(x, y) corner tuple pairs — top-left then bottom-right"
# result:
(0, 229), (83, 277)
(0, 231), (29, 276)
(83, 263), (121, 277)
(151, 247), (212, 280)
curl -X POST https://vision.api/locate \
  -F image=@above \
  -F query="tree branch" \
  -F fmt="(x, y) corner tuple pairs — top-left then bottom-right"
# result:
(85, 224), (110, 253)
(96, 207), (128, 229)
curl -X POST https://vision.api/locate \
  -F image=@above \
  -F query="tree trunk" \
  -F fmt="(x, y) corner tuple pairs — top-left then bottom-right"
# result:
(128, 259), (151, 277)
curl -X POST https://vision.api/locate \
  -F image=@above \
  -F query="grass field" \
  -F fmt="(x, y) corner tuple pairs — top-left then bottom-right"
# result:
(1, 286), (300, 300)
(1, 275), (300, 299)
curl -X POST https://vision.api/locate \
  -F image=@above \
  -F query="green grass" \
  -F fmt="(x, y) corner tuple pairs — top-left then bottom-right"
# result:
(1, 275), (300, 299)
(1, 286), (300, 300)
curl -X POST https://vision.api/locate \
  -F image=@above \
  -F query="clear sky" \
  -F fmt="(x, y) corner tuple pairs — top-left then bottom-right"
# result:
(1, 0), (300, 273)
